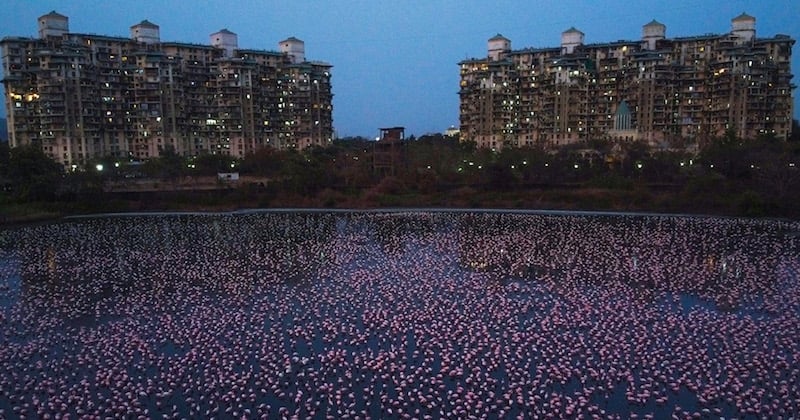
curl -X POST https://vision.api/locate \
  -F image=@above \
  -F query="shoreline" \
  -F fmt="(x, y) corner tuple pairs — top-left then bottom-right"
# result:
(3, 184), (799, 226)
(2, 205), (794, 229)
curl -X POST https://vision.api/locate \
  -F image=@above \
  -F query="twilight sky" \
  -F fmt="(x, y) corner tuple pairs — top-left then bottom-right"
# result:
(2, 0), (799, 138)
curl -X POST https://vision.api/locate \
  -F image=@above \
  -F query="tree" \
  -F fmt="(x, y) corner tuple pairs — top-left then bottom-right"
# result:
(191, 152), (236, 176)
(0, 142), (9, 196)
(240, 146), (282, 177)
(0, 142), (9, 178)
(6, 144), (64, 201)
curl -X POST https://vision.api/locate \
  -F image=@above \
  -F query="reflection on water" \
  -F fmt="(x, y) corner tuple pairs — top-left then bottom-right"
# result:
(0, 211), (799, 418)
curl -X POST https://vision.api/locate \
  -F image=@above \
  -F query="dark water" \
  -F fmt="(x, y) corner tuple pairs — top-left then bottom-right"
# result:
(0, 211), (799, 419)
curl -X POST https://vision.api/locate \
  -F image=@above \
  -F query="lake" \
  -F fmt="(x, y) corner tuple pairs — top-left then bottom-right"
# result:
(1, 210), (799, 418)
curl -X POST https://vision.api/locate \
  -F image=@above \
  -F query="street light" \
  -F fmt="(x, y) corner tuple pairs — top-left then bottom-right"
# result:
(95, 164), (104, 172)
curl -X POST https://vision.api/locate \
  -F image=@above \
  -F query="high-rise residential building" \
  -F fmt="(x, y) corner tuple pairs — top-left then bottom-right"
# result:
(1, 11), (334, 167)
(459, 14), (794, 150)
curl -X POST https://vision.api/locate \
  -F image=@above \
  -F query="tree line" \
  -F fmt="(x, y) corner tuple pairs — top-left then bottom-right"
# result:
(1, 120), (799, 217)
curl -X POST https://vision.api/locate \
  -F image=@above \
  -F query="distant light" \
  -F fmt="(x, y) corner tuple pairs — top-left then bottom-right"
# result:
(95, 164), (104, 171)
(574, 164), (579, 169)
(636, 162), (643, 169)
(230, 163), (235, 168)
(114, 162), (120, 168)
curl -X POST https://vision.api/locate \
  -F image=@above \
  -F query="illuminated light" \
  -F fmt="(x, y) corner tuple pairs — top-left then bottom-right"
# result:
(95, 164), (104, 172)
(114, 162), (120, 168)
(573, 164), (579, 169)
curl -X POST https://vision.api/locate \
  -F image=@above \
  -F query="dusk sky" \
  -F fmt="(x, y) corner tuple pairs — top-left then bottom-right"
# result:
(3, 0), (799, 138)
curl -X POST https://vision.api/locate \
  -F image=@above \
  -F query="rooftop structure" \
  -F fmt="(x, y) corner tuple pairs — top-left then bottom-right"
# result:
(373, 126), (407, 176)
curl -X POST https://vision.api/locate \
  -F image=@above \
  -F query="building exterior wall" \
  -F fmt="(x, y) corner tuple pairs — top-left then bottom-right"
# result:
(1, 12), (334, 167)
(459, 15), (794, 150)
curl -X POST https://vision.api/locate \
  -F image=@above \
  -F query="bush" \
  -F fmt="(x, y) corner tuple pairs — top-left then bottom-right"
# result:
(587, 174), (634, 190)
(373, 176), (407, 195)
(737, 190), (767, 217)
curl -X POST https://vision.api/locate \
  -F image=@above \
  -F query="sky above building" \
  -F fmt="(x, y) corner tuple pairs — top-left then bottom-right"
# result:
(2, 0), (799, 138)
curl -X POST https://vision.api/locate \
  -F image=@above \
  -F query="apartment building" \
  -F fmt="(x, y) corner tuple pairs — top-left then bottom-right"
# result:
(459, 13), (794, 150)
(1, 11), (334, 167)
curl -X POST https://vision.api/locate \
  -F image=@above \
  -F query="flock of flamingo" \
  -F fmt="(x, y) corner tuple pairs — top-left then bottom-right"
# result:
(0, 211), (798, 419)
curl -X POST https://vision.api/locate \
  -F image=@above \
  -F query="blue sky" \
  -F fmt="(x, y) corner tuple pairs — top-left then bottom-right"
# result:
(2, 0), (799, 138)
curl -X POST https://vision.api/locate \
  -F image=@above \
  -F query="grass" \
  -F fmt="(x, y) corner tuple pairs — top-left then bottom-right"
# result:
(2, 180), (798, 226)
(0, 201), (64, 224)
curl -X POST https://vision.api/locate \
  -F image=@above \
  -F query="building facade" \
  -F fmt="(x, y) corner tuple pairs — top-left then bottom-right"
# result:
(459, 14), (794, 150)
(1, 11), (334, 167)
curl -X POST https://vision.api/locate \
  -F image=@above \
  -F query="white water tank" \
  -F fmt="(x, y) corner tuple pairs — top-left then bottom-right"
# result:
(731, 12), (755, 44)
(488, 34), (511, 61)
(561, 27), (584, 54)
(38, 10), (69, 39)
(642, 19), (666, 50)
(131, 20), (160, 44)
(280, 37), (305, 64)
(211, 29), (238, 57)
